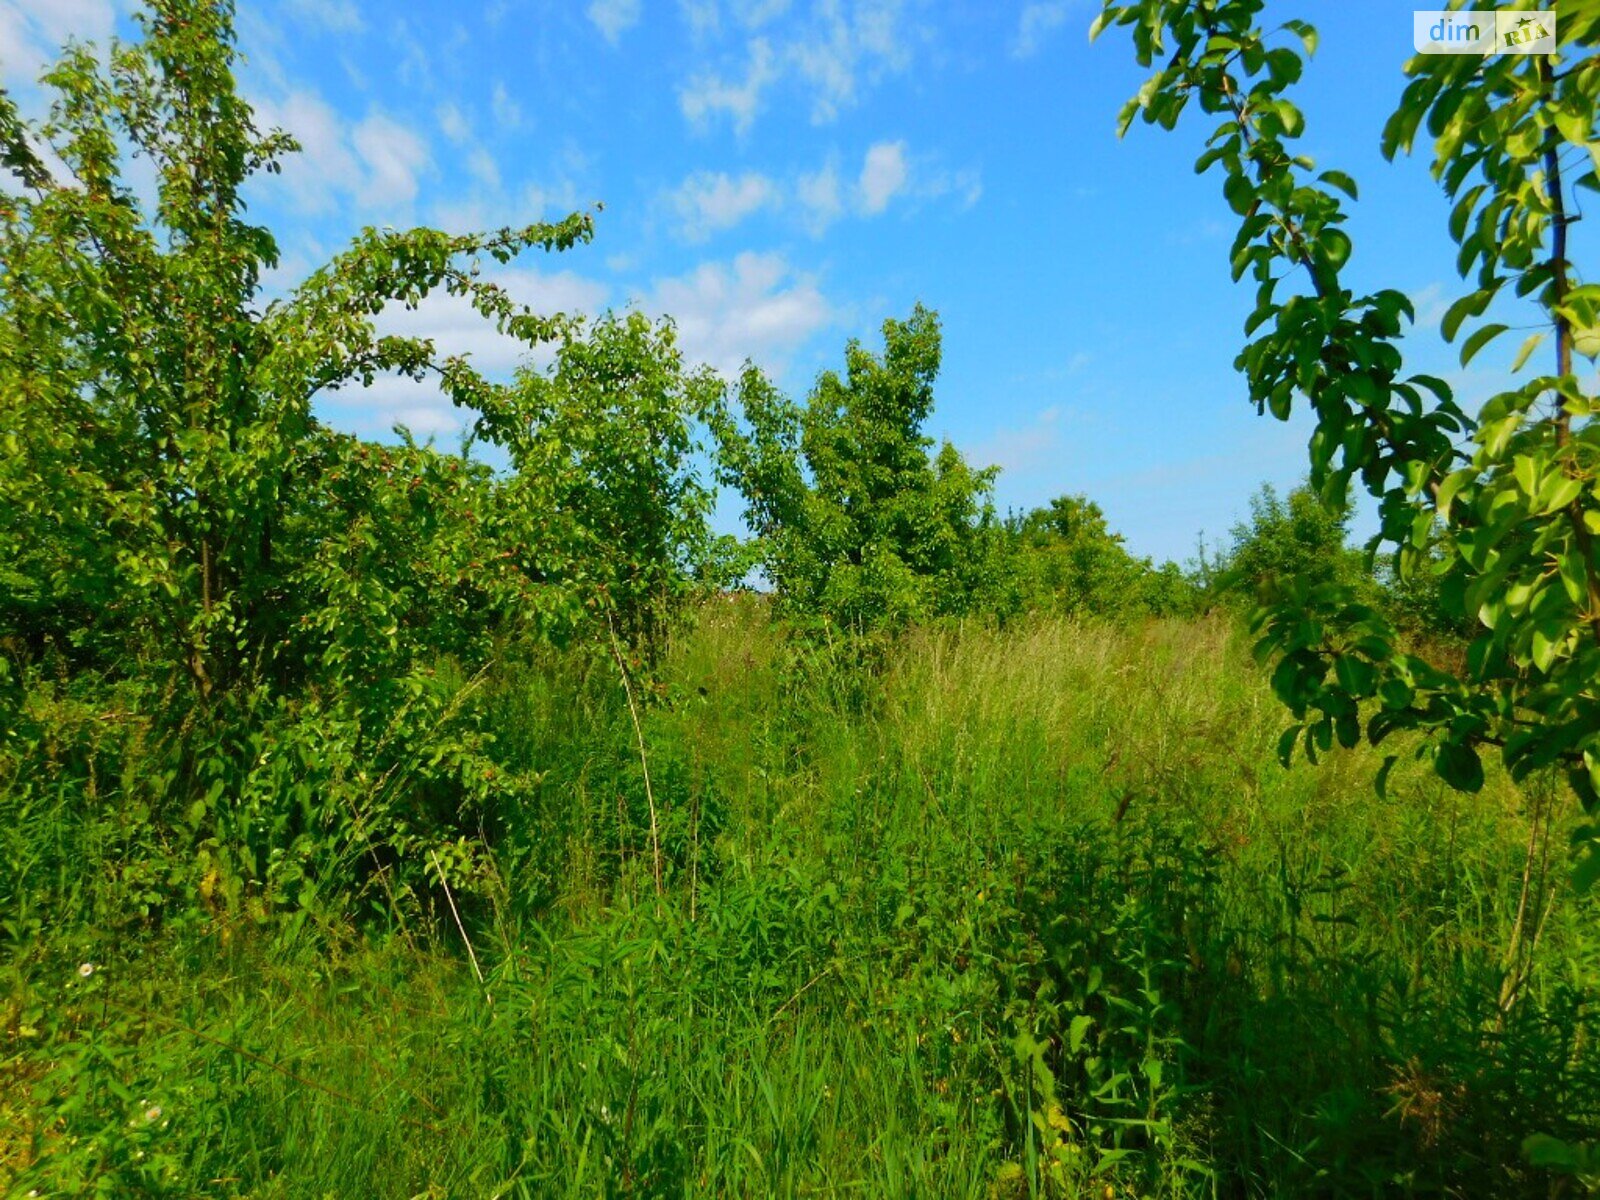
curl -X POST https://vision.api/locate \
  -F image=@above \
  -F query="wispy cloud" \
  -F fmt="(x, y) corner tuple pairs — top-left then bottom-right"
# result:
(680, 37), (778, 134)
(664, 141), (973, 242)
(857, 139), (907, 214)
(678, 0), (919, 133)
(639, 251), (835, 377)
(795, 158), (844, 234)
(491, 82), (523, 130)
(1014, 1), (1072, 58)
(969, 405), (1075, 474)
(351, 114), (430, 207)
(286, 0), (366, 35)
(587, 0), (642, 45)
(250, 91), (432, 218)
(0, 0), (115, 87)
(665, 170), (782, 241)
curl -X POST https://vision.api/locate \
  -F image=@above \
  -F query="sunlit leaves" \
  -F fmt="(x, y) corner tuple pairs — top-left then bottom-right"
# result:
(1097, 0), (1600, 888)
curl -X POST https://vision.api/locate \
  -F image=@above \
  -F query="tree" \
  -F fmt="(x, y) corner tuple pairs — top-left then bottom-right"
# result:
(0, 0), (612, 908)
(1096, 1), (1600, 886)
(512, 311), (723, 654)
(713, 305), (1004, 627)
(1211, 483), (1363, 599)
(1006, 494), (1195, 616)
(0, 0), (592, 702)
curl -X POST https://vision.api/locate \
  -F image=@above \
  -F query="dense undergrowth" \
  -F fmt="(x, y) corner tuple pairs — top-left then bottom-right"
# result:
(5, 600), (1596, 1198)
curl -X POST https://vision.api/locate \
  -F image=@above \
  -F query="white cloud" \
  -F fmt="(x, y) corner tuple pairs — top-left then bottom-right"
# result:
(680, 0), (720, 38)
(680, 37), (777, 135)
(913, 162), (983, 211)
(389, 18), (432, 89)
(467, 147), (501, 191)
(731, 0), (792, 27)
(1014, 1), (1071, 58)
(0, 0), (115, 85)
(969, 405), (1073, 475)
(856, 139), (907, 215)
(677, 1), (917, 132)
(491, 82), (523, 130)
(377, 266), (610, 377)
(666, 169), (780, 241)
(436, 102), (471, 145)
(658, 141), (966, 243)
(788, 0), (913, 124)
(680, 0), (794, 37)
(352, 113), (430, 207)
(287, 0), (366, 34)
(587, 0), (642, 43)
(640, 251), (835, 377)
(253, 91), (364, 214)
(251, 92), (434, 218)
(430, 178), (581, 233)
(796, 159), (843, 234)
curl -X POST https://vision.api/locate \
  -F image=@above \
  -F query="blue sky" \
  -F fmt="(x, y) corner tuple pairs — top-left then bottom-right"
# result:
(2, 0), (1507, 562)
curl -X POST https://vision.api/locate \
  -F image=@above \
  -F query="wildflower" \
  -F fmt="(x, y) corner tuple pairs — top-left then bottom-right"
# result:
(144, 1105), (163, 1123)
(77, 962), (95, 978)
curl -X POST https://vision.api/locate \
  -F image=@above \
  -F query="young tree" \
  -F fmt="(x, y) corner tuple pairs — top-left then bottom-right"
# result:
(0, 0), (606, 906)
(1096, 1), (1600, 886)
(512, 311), (723, 653)
(0, 0), (592, 708)
(713, 305), (1004, 627)
(1007, 494), (1195, 616)
(1212, 483), (1363, 599)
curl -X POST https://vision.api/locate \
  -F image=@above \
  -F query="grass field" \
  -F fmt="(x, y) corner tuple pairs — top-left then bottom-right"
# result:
(4, 601), (1598, 1197)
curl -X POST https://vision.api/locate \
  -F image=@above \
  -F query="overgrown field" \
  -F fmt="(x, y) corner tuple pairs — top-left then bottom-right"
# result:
(5, 602), (1596, 1198)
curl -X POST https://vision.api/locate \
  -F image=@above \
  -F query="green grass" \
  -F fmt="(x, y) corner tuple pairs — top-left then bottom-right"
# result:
(5, 601), (1598, 1197)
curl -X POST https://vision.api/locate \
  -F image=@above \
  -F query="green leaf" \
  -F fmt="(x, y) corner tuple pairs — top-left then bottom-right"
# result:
(1320, 229), (1352, 272)
(1318, 169), (1358, 199)
(1552, 104), (1593, 146)
(1333, 653), (1375, 696)
(1441, 290), (1490, 342)
(1459, 322), (1507, 367)
(1224, 171), (1257, 216)
(1573, 849), (1600, 894)
(1276, 724), (1301, 768)
(1375, 754), (1399, 800)
(1435, 741), (1484, 794)
(1511, 331), (1547, 372)
(1283, 18), (1318, 57)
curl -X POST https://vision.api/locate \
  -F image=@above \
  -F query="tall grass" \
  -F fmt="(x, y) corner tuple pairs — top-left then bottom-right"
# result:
(4, 601), (1597, 1196)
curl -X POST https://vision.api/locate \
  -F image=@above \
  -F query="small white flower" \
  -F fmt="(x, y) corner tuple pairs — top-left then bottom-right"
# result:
(77, 962), (95, 978)
(144, 1105), (163, 1123)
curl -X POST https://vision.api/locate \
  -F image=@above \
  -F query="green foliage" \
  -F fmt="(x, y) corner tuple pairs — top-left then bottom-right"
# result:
(1209, 483), (1366, 599)
(3, 5), (1597, 1197)
(1005, 494), (1198, 618)
(0, 0), (728, 919)
(7, 609), (1597, 1196)
(1095, 0), (1600, 887)
(713, 305), (1006, 628)
(512, 311), (726, 654)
